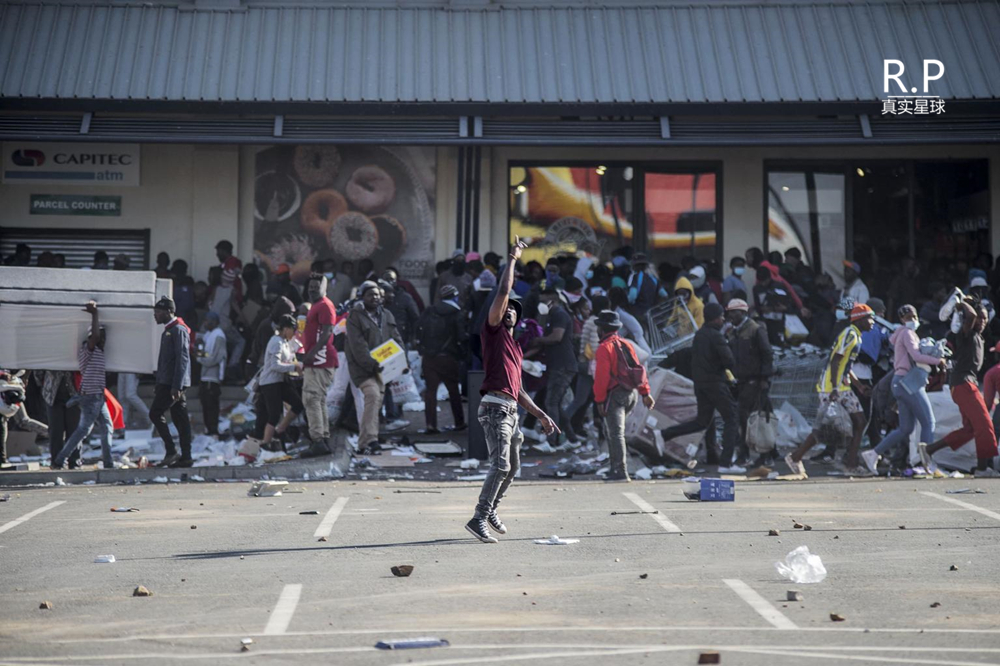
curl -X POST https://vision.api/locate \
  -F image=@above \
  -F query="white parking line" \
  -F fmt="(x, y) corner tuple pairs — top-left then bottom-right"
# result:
(313, 497), (349, 538)
(621, 492), (681, 533)
(723, 579), (798, 630)
(919, 491), (1000, 522)
(263, 584), (303, 636)
(0, 501), (65, 535)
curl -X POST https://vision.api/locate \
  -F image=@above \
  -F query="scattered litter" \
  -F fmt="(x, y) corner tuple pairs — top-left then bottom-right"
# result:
(394, 489), (442, 494)
(830, 613), (846, 622)
(241, 645), (250, 653)
(241, 638), (253, 646)
(950, 471), (966, 479)
(414, 441), (463, 456)
(768, 530), (781, 537)
(930, 602), (941, 608)
(793, 522), (804, 529)
(787, 590), (803, 602)
(375, 638), (450, 650)
(456, 473), (488, 482)
(775, 546), (827, 584)
(639, 573), (649, 580)
(459, 458), (480, 470)
(247, 480), (288, 497)
(318, 537), (328, 542)
(190, 525), (197, 530)
(240, 555), (245, 560)
(949, 565), (959, 571)
(0, 494), (11, 502)
(803, 525), (813, 531)
(899, 525), (906, 530)
(94, 554), (116, 564)
(299, 510), (319, 515)
(946, 488), (986, 494)
(533, 535), (580, 545)
(391, 565), (414, 577)
(55, 477), (66, 486)
(132, 585), (153, 597)
(698, 651), (721, 665)
(39, 601), (53, 610)
(746, 466), (772, 479)
(611, 510), (658, 516)
(151, 476), (168, 484)
(633, 467), (652, 481)
(110, 507), (139, 512)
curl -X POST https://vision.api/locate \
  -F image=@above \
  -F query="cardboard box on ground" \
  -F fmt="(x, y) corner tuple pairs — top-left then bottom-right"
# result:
(0, 267), (169, 373)
(5, 431), (42, 458)
(625, 368), (702, 467)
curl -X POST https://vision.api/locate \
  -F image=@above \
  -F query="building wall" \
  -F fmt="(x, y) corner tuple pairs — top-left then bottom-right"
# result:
(0, 143), (239, 280)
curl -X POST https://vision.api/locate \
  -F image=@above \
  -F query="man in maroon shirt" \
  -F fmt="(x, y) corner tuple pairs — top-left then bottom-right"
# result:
(300, 273), (338, 458)
(466, 236), (558, 544)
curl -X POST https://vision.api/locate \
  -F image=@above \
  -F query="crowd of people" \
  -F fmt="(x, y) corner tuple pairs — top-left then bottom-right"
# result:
(2, 238), (1000, 484)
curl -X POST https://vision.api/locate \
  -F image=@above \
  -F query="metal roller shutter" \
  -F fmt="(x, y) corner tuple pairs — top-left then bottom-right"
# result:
(0, 227), (149, 270)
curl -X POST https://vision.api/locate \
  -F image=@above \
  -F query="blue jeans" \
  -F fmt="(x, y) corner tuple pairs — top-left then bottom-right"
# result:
(875, 375), (935, 464)
(55, 394), (112, 468)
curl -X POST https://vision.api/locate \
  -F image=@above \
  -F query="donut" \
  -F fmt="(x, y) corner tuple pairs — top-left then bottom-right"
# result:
(293, 145), (341, 188)
(329, 212), (379, 261)
(370, 214), (407, 270)
(301, 189), (349, 239)
(345, 165), (396, 214)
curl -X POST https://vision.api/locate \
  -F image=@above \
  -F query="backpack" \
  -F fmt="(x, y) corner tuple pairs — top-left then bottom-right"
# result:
(613, 338), (647, 391)
(416, 308), (454, 356)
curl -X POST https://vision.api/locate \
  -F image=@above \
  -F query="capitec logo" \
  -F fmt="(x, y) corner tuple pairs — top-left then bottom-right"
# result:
(11, 149), (45, 167)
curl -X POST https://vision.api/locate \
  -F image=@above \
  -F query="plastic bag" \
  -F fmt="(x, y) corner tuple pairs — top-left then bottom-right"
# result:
(775, 546), (827, 583)
(817, 398), (852, 438)
(746, 410), (777, 454)
(388, 373), (421, 404)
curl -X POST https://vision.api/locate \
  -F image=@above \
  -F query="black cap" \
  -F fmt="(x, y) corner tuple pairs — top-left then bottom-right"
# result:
(154, 296), (175, 313)
(276, 314), (297, 330)
(596, 309), (623, 329)
(704, 302), (725, 321)
(215, 240), (233, 252)
(508, 295), (523, 321)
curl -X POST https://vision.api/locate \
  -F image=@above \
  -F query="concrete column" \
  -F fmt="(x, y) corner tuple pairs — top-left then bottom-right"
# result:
(190, 145), (239, 279)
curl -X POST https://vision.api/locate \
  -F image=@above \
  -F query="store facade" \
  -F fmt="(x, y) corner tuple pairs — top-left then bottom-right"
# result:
(1, 0), (998, 298)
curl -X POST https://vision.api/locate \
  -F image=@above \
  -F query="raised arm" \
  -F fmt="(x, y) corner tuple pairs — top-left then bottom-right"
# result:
(487, 236), (526, 327)
(83, 301), (100, 351)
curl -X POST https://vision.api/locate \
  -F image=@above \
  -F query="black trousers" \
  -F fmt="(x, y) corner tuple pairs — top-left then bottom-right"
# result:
(260, 382), (303, 427)
(149, 384), (192, 458)
(46, 390), (81, 467)
(199, 381), (221, 435)
(423, 354), (465, 429)
(661, 382), (739, 467)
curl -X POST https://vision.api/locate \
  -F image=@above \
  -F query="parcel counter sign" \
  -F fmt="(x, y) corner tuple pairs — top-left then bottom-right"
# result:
(31, 194), (122, 216)
(3, 142), (140, 186)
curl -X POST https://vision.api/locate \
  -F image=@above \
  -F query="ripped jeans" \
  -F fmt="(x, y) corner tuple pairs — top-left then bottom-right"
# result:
(474, 400), (524, 519)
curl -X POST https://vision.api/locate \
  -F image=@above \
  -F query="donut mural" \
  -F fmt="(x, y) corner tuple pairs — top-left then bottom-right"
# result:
(254, 145), (435, 288)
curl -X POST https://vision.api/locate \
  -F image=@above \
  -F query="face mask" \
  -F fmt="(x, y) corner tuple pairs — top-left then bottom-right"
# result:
(612, 256), (627, 268)
(690, 275), (706, 289)
(835, 309), (847, 321)
(324, 272), (334, 280)
(905, 319), (919, 331)
(537, 302), (550, 316)
(586, 270), (594, 280)
(733, 267), (745, 277)
(564, 292), (582, 304)
(678, 293), (690, 303)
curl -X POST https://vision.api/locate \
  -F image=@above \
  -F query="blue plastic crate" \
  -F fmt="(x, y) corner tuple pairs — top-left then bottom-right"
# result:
(699, 478), (735, 501)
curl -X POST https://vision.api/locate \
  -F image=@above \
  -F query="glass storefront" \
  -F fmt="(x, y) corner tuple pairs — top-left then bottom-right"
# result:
(509, 163), (720, 270)
(767, 159), (989, 297)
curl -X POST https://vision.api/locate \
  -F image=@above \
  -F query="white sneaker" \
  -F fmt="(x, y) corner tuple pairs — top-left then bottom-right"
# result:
(718, 465), (747, 474)
(384, 419), (409, 432)
(522, 428), (546, 443)
(975, 466), (1000, 478)
(784, 453), (807, 478)
(917, 442), (933, 471)
(861, 449), (881, 475)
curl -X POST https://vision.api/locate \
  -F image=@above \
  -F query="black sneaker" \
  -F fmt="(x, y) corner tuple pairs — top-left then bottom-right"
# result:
(465, 517), (498, 544)
(487, 511), (507, 535)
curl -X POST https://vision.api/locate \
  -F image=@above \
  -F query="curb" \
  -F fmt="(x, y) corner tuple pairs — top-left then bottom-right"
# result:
(0, 444), (351, 487)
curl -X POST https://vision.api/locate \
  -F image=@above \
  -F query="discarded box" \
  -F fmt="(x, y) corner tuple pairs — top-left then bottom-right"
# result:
(684, 478), (735, 501)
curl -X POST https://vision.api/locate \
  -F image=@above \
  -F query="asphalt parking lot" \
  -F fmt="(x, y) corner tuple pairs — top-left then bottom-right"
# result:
(2, 477), (999, 665)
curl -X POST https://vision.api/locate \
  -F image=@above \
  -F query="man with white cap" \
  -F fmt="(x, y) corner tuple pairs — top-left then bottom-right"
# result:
(725, 298), (774, 465)
(842, 260), (870, 305)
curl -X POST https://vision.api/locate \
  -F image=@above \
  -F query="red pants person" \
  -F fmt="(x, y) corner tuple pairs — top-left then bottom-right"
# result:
(942, 381), (999, 459)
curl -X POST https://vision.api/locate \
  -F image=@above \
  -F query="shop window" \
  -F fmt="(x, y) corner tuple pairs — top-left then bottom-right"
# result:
(914, 160), (990, 273)
(767, 169), (846, 281)
(509, 164), (719, 274)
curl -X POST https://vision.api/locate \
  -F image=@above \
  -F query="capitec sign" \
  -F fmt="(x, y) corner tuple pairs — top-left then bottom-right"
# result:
(3, 143), (140, 186)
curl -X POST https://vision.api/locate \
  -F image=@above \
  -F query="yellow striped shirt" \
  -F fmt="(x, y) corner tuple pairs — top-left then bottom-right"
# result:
(817, 325), (862, 393)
